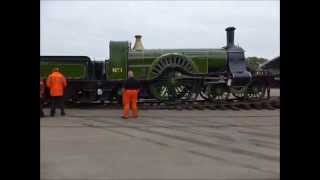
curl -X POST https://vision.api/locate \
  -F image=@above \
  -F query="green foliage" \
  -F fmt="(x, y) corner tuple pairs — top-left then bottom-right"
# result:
(246, 57), (268, 71)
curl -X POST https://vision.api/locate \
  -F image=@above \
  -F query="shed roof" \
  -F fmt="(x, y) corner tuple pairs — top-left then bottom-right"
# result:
(260, 56), (279, 70)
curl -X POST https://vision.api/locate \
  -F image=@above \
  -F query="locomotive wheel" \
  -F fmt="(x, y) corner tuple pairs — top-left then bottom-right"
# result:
(148, 53), (197, 80)
(149, 68), (198, 102)
(108, 86), (123, 104)
(148, 54), (199, 102)
(231, 86), (247, 100)
(245, 80), (267, 100)
(200, 84), (210, 100)
(206, 84), (229, 102)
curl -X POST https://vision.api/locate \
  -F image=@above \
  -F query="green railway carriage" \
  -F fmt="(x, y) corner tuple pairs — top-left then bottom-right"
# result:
(40, 56), (107, 103)
(40, 56), (90, 80)
(40, 27), (270, 103)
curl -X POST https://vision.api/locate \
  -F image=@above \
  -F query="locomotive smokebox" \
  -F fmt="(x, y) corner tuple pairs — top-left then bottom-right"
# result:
(133, 35), (144, 51)
(226, 27), (236, 48)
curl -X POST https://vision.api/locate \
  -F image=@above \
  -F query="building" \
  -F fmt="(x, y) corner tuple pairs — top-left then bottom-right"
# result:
(259, 56), (280, 75)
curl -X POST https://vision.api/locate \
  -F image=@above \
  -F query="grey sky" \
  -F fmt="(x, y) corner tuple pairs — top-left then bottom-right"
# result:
(40, 0), (279, 60)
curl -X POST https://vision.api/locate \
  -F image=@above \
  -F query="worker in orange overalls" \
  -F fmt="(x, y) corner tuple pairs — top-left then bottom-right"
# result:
(122, 70), (140, 119)
(40, 76), (46, 117)
(47, 68), (67, 116)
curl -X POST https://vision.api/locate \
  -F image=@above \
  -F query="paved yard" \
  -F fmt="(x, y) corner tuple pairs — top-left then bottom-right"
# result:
(41, 108), (280, 180)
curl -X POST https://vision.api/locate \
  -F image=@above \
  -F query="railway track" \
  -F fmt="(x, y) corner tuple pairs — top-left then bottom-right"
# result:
(60, 96), (280, 110)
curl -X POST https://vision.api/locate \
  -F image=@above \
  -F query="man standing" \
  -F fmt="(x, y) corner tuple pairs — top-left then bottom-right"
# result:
(47, 68), (67, 116)
(122, 70), (140, 119)
(40, 76), (45, 117)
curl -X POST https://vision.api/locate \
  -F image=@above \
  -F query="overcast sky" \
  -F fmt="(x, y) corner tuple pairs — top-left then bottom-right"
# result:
(40, 0), (279, 60)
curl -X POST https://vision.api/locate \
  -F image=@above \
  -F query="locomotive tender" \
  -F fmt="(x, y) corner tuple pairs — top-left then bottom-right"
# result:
(40, 27), (271, 103)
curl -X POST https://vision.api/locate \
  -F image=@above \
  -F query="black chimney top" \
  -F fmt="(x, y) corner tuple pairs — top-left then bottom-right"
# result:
(226, 26), (236, 48)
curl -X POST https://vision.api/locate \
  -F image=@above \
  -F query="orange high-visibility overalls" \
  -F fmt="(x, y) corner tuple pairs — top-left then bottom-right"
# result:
(46, 72), (67, 97)
(47, 71), (67, 116)
(122, 89), (139, 118)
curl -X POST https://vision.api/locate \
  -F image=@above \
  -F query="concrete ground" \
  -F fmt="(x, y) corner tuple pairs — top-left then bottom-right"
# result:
(41, 107), (279, 180)
(269, 88), (280, 97)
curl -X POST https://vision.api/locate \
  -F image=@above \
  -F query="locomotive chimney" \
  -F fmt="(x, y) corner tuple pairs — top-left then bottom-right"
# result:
(133, 35), (144, 51)
(226, 27), (236, 48)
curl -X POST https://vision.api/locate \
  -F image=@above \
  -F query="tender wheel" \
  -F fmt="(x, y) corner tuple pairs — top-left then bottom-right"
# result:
(108, 87), (123, 104)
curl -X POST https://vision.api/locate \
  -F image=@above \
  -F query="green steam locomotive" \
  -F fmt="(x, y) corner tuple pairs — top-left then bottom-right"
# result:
(40, 27), (272, 103)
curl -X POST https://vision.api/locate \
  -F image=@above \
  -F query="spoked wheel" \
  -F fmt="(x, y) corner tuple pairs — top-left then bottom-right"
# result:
(204, 83), (230, 102)
(149, 68), (198, 102)
(108, 87), (123, 104)
(245, 80), (267, 100)
(231, 86), (247, 100)
(200, 84), (210, 100)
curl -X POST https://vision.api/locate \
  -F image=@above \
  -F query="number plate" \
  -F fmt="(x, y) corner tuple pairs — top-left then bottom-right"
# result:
(112, 67), (123, 73)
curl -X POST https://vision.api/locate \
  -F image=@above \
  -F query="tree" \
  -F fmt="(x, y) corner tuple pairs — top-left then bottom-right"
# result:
(246, 57), (268, 71)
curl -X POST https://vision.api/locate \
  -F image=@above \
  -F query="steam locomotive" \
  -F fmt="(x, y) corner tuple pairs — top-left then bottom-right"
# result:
(40, 27), (273, 103)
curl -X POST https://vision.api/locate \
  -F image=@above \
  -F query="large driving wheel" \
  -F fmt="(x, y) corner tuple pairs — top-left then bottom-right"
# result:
(148, 54), (199, 102)
(149, 68), (198, 101)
